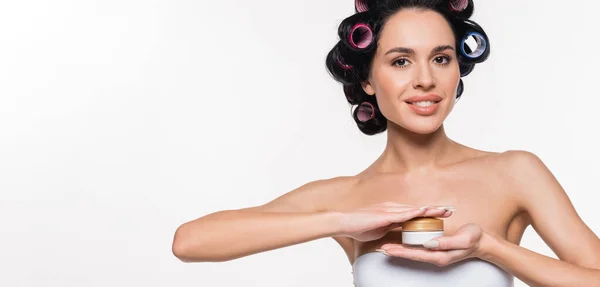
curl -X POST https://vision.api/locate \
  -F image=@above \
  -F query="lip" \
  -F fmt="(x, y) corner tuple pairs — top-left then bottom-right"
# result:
(404, 94), (442, 116)
(404, 94), (443, 103)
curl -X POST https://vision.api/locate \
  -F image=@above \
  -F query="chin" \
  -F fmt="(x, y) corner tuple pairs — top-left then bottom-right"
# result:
(394, 117), (444, 135)
(407, 123), (444, 135)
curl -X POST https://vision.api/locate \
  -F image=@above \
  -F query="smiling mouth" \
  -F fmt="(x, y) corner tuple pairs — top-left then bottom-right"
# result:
(405, 100), (442, 107)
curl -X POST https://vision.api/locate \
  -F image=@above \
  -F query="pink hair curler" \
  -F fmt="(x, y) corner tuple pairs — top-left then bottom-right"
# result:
(355, 0), (370, 13)
(349, 23), (373, 49)
(356, 102), (375, 122)
(449, 0), (469, 12)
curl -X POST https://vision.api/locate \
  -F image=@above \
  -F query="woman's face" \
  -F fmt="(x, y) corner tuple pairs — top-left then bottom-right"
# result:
(363, 9), (460, 134)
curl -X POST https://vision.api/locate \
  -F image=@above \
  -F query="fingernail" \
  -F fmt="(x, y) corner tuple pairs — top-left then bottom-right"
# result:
(423, 240), (439, 249)
(437, 206), (456, 212)
(375, 249), (389, 256)
(419, 206), (429, 210)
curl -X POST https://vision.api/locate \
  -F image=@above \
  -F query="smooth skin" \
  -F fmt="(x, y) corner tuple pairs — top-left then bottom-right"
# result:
(172, 8), (600, 287)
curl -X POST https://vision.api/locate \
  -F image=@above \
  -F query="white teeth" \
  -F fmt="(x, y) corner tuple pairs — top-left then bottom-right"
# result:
(412, 101), (437, 107)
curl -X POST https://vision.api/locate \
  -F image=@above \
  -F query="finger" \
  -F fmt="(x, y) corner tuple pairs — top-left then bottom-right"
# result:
(382, 203), (456, 212)
(381, 245), (448, 264)
(379, 206), (429, 213)
(421, 208), (452, 218)
(426, 205), (456, 212)
(379, 206), (453, 223)
(442, 210), (453, 217)
(386, 208), (428, 223)
(422, 234), (472, 251)
(360, 205), (417, 212)
(380, 243), (436, 250)
(366, 204), (455, 213)
(361, 204), (425, 214)
(375, 203), (427, 212)
(380, 208), (452, 229)
(379, 243), (404, 249)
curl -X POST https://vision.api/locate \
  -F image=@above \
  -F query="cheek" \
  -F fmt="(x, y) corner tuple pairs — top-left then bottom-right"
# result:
(372, 67), (412, 97)
(435, 66), (460, 93)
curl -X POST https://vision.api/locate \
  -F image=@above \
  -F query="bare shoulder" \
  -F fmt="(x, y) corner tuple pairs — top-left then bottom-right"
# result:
(492, 149), (549, 181)
(453, 148), (548, 197)
(498, 149), (566, 193)
(486, 149), (555, 204)
(257, 176), (360, 213)
(494, 149), (543, 166)
(463, 149), (544, 171)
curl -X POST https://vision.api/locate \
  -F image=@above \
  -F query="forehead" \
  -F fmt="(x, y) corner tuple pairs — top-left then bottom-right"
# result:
(378, 9), (456, 51)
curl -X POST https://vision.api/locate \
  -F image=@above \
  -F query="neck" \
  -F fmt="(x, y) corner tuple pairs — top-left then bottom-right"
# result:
(372, 122), (461, 173)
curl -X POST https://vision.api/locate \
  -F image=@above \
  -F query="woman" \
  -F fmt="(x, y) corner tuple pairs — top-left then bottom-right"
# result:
(172, 0), (600, 286)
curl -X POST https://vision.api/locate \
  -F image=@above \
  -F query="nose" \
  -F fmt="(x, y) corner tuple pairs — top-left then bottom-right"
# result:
(412, 65), (436, 90)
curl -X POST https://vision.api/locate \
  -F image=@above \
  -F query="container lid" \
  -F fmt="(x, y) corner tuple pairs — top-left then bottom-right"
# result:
(402, 217), (444, 231)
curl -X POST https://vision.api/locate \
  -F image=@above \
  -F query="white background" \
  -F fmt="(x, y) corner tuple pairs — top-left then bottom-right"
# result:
(1, 0), (599, 286)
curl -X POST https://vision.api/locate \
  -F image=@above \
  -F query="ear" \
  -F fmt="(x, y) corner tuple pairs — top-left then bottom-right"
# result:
(361, 79), (375, 96)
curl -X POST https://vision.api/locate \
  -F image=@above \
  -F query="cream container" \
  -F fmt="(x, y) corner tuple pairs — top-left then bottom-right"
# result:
(401, 217), (444, 246)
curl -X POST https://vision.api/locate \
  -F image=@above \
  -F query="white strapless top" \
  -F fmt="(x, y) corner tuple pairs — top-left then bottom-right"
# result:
(352, 252), (514, 287)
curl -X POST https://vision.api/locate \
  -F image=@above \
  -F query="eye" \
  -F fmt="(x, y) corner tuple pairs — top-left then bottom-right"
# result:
(392, 58), (410, 68)
(434, 56), (451, 65)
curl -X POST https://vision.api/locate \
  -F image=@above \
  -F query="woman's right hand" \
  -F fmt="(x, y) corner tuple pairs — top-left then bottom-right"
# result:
(337, 202), (454, 242)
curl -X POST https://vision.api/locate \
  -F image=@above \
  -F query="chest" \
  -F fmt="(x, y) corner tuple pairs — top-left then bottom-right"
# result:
(329, 171), (522, 254)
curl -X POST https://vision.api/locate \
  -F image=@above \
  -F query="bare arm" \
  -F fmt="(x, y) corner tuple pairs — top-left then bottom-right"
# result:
(173, 209), (342, 262)
(172, 176), (449, 263)
(171, 178), (348, 262)
(480, 151), (600, 286)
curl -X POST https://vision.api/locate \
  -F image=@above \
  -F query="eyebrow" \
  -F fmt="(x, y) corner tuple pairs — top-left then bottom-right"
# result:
(384, 45), (455, 55)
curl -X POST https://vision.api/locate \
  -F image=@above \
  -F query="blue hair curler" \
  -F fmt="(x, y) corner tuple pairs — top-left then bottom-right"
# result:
(460, 31), (487, 60)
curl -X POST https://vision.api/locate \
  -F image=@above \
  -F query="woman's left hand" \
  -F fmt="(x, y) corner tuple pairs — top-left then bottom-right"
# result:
(378, 223), (485, 267)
